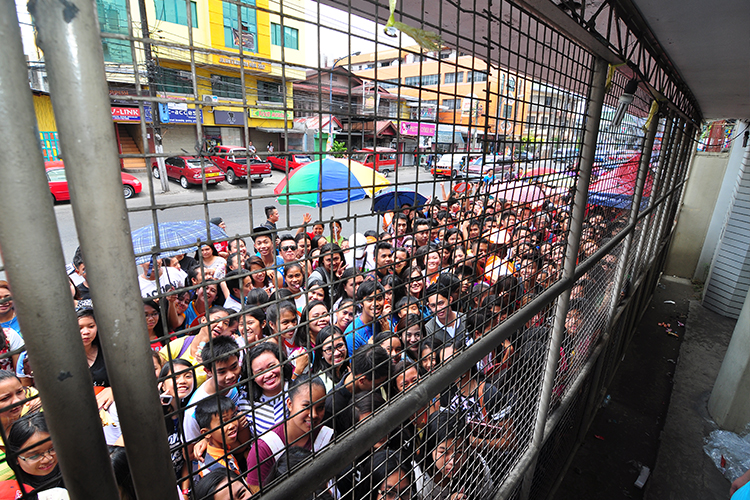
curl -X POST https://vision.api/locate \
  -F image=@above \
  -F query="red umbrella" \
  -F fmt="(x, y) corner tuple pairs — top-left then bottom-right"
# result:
(588, 154), (653, 209)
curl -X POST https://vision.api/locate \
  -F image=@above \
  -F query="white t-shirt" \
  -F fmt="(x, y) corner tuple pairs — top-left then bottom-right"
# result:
(138, 267), (186, 298)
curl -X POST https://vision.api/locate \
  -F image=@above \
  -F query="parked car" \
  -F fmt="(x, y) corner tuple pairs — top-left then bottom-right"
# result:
(431, 153), (481, 179)
(267, 153), (315, 173)
(45, 161), (142, 201)
(208, 145), (272, 184)
(463, 154), (517, 180)
(351, 148), (398, 176)
(151, 156), (225, 189)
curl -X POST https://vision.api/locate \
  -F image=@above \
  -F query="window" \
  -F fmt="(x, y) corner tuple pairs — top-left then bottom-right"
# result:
(271, 23), (299, 50)
(223, 0), (257, 52)
(440, 50), (452, 59)
(443, 99), (461, 110)
(257, 80), (283, 103)
(507, 77), (516, 93)
(155, 67), (194, 94)
(388, 101), (399, 118)
(502, 104), (513, 119)
(379, 79), (400, 89)
(211, 74), (243, 99)
(421, 99), (438, 105)
(529, 115), (537, 124)
(444, 72), (464, 84)
(96, 0), (132, 63)
(421, 74), (439, 86)
(405, 75), (439, 86)
(154, 0), (197, 27)
(466, 71), (488, 82)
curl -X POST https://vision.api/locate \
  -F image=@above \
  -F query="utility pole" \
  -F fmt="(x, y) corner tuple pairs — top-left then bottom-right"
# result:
(137, 0), (168, 191)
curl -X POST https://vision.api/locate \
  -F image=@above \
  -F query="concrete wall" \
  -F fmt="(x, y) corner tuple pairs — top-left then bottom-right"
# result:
(693, 122), (749, 281)
(664, 152), (729, 278)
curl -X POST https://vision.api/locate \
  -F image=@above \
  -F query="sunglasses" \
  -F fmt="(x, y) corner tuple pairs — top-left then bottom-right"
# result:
(280, 245), (297, 252)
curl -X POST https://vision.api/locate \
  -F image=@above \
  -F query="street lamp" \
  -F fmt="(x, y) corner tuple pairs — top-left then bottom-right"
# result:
(328, 51), (361, 155)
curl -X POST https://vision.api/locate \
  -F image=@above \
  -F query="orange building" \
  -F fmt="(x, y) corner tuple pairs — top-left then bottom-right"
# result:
(348, 46), (528, 150)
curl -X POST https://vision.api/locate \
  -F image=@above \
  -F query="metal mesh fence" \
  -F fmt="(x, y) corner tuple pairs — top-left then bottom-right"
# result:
(0, 0), (699, 498)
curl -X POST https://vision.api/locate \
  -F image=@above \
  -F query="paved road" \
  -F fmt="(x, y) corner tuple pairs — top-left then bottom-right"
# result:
(49, 164), (453, 265)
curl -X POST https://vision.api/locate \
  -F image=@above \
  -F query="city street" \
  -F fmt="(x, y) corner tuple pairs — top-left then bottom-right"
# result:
(50, 163), (452, 265)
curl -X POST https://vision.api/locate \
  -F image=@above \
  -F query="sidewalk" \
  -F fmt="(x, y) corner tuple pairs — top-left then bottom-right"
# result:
(645, 293), (736, 500)
(553, 275), (736, 500)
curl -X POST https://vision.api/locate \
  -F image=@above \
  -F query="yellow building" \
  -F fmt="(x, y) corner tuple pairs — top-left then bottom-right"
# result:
(349, 46), (528, 151)
(97, 0), (306, 164)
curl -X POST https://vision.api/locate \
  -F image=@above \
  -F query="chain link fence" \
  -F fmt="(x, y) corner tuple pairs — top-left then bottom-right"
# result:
(0, 0), (699, 498)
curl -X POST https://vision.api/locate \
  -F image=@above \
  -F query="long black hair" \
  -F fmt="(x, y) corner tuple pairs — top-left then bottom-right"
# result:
(7, 411), (63, 491)
(247, 342), (293, 402)
(311, 325), (347, 383)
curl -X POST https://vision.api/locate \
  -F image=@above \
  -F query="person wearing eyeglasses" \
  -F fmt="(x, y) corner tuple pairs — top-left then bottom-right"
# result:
(0, 411), (64, 496)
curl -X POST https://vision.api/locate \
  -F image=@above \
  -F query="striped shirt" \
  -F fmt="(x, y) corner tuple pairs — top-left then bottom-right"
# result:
(249, 390), (287, 437)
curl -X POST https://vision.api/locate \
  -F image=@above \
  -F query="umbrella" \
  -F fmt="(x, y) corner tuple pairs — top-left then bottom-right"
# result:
(373, 188), (428, 212)
(131, 220), (228, 264)
(488, 180), (546, 207)
(274, 158), (389, 208)
(587, 154), (653, 209)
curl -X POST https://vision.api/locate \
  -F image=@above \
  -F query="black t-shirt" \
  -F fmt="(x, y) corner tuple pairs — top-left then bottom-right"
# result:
(324, 379), (354, 435)
(76, 282), (91, 300)
(90, 347), (109, 387)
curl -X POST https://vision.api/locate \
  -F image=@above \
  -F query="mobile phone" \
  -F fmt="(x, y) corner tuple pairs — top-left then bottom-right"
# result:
(147, 259), (154, 278)
(160, 394), (173, 406)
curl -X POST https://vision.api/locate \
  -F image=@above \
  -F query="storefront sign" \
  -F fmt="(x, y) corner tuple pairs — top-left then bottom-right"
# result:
(214, 55), (269, 72)
(214, 110), (246, 126)
(111, 107), (141, 121)
(399, 121), (436, 136)
(109, 88), (150, 105)
(248, 108), (293, 120)
(111, 106), (202, 124)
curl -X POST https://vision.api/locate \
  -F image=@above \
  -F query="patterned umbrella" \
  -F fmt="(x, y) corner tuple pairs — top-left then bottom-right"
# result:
(274, 158), (389, 208)
(131, 220), (227, 264)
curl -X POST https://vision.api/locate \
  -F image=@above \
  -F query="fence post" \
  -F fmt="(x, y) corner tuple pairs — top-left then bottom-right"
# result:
(650, 118), (687, 255)
(604, 102), (661, 328)
(29, 0), (179, 499)
(643, 113), (679, 263)
(0, 5), (121, 499)
(518, 56), (609, 500)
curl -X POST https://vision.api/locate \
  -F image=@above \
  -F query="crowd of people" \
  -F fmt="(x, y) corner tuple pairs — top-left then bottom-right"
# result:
(0, 179), (629, 500)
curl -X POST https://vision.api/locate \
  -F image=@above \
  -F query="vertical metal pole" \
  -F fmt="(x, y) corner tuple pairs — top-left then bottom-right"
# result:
(519, 56), (608, 500)
(0, 5), (120, 499)
(137, 0), (169, 192)
(647, 117), (684, 259)
(605, 103), (661, 325)
(628, 114), (663, 282)
(642, 113), (676, 263)
(652, 118), (687, 252)
(29, 1), (179, 499)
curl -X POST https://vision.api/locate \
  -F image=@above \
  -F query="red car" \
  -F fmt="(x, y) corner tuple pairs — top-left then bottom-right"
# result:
(151, 156), (225, 188)
(46, 161), (142, 201)
(208, 145), (272, 184)
(267, 153), (314, 172)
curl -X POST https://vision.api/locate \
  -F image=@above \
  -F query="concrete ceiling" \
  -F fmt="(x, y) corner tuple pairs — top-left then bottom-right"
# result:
(631, 0), (750, 120)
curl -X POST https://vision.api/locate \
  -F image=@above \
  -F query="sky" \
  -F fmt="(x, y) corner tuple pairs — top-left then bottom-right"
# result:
(302, 2), (416, 67)
(13, 0), (416, 67)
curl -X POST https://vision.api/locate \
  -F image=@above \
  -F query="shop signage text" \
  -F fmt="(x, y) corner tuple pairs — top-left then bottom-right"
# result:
(248, 108), (293, 120)
(399, 121), (436, 136)
(111, 106), (202, 124)
(215, 55), (268, 72)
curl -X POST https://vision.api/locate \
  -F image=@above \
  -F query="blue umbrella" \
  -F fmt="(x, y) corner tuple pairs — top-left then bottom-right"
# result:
(373, 188), (428, 212)
(131, 220), (228, 264)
